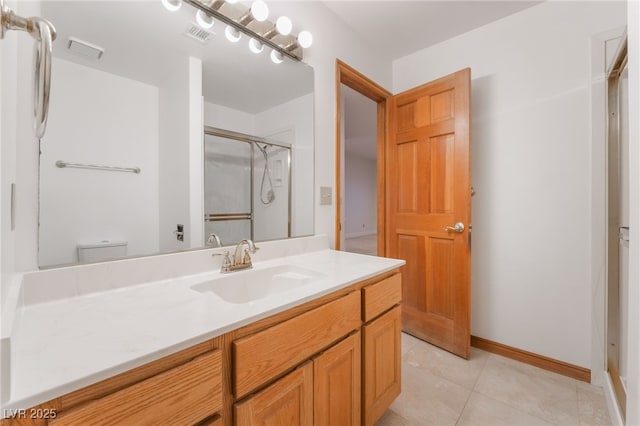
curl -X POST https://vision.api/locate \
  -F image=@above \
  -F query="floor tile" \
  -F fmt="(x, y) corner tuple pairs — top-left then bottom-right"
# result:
(378, 339), (611, 426)
(577, 386), (612, 426)
(375, 409), (412, 426)
(401, 332), (421, 356)
(389, 361), (471, 426)
(474, 354), (580, 425)
(345, 235), (377, 256)
(457, 391), (553, 426)
(404, 343), (489, 389)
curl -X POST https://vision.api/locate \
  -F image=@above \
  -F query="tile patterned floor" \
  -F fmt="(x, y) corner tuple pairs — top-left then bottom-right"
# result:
(345, 234), (377, 256)
(376, 333), (612, 426)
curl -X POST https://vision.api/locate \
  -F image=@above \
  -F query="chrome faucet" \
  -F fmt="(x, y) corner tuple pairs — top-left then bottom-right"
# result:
(206, 233), (222, 248)
(215, 239), (258, 273)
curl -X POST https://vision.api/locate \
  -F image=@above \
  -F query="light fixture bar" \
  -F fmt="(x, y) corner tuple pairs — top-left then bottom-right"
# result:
(183, 0), (303, 61)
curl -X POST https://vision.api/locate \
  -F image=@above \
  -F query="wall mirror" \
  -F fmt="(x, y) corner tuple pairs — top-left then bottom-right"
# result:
(37, 0), (314, 268)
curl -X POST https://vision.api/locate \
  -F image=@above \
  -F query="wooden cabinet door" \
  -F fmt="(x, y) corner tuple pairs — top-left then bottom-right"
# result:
(313, 332), (361, 426)
(363, 306), (402, 426)
(234, 362), (313, 426)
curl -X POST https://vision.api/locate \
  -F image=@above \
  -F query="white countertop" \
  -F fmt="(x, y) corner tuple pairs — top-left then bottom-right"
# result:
(2, 244), (403, 412)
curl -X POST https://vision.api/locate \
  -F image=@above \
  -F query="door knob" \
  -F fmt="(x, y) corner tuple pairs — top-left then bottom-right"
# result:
(444, 222), (465, 233)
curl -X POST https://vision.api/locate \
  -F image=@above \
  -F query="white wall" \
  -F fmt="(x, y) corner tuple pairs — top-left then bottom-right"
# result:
(203, 102), (256, 135)
(39, 58), (160, 266)
(625, 1), (640, 423)
(188, 57), (204, 248)
(278, 2), (392, 249)
(344, 152), (376, 237)
(158, 57), (202, 252)
(392, 1), (626, 369)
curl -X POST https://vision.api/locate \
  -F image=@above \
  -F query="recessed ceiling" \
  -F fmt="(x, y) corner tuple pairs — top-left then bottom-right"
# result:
(323, 1), (542, 61)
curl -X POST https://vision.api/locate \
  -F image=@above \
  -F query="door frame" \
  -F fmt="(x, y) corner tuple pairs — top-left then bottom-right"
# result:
(606, 36), (628, 420)
(335, 60), (391, 255)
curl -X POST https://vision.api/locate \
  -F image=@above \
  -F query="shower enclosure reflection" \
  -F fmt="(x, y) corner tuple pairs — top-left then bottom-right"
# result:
(204, 127), (291, 246)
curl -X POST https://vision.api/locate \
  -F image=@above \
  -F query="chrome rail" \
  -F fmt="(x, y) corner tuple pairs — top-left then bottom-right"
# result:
(1, 0), (56, 139)
(55, 160), (141, 174)
(205, 213), (252, 222)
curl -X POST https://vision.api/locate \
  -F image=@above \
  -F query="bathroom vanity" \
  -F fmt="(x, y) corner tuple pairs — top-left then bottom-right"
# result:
(0, 236), (404, 425)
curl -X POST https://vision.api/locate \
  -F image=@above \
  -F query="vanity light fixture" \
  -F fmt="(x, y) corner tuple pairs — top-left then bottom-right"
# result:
(161, 0), (182, 12)
(297, 30), (313, 49)
(225, 25), (241, 42)
(183, 0), (312, 62)
(248, 38), (264, 54)
(270, 50), (283, 64)
(195, 10), (214, 29)
(275, 16), (292, 36)
(250, 0), (269, 22)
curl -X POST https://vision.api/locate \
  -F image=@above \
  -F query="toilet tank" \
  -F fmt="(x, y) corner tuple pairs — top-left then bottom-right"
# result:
(77, 240), (127, 262)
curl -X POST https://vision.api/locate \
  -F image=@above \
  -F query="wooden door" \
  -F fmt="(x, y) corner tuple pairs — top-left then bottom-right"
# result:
(386, 68), (471, 359)
(313, 332), (361, 426)
(234, 362), (313, 426)
(362, 306), (402, 426)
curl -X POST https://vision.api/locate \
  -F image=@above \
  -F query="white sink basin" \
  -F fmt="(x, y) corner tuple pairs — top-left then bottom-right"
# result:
(191, 265), (325, 304)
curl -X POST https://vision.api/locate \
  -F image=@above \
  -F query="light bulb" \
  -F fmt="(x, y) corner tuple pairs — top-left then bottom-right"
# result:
(196, 10), (214, 29)
(161, 0), (181, 12)
(225, 26), (241, 42)
(250, 0), (269, 22)
(270, 50), (284, 64)
(276, 16), (292, 36)
(249, 38), (264, 54)
(298, 30), (313, 48)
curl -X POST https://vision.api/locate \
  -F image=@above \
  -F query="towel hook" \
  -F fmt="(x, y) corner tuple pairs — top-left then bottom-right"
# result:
(1, 0), (56, 139)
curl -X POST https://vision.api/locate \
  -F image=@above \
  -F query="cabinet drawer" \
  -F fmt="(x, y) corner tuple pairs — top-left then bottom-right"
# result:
(362, 273), (401, 322)
(51, 350), (223, 426)
(233, 291), (361, 398)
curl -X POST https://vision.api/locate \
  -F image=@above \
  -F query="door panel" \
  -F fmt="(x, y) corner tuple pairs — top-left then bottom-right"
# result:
(234, 363), (313, 426)
(313, 332), (361, 426)
(386, 68), (471, 358)
(363, 307), (402, 426)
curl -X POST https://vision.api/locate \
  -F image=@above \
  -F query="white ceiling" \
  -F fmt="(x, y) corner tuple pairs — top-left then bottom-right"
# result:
(41, 1), (313, 114)
(335, 0), (542, 161)
(323, 1), (541, 61)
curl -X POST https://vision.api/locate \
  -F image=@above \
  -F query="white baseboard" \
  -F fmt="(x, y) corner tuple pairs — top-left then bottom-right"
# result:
(604, 371), (625, 426)
(345, 231), (376, 239)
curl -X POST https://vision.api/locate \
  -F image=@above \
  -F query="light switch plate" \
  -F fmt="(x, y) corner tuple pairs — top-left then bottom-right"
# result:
(320, 186), (332, 205)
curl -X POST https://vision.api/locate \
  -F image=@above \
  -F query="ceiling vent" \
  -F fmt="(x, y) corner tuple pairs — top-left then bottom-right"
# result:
(67, 37), (104, 60)
(184, 25), (214, 43)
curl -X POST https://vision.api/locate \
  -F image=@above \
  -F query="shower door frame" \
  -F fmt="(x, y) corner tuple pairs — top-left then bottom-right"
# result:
(605, 37), (628, 420)
(203, 126), (292, 243)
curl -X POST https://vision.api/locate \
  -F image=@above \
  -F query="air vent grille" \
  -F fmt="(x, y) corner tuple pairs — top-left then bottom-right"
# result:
(184, 25), (214, 43)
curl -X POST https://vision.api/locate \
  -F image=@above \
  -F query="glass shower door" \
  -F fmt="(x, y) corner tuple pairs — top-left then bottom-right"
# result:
(253, 142), (291, 241)
(203, 134), (252, 246)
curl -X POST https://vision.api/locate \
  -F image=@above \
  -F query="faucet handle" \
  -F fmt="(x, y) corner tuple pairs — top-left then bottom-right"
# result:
(213, 251), (232, 272)
(242, 249), (252, 265)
